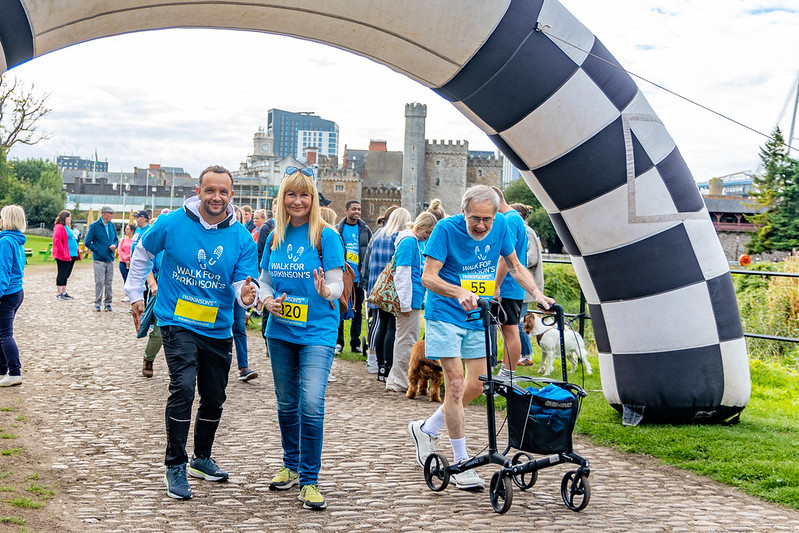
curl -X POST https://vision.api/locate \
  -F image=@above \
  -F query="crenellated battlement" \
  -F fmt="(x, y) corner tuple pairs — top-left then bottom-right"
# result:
(362, 186), (401, 200)
(467, 154), (503, 167)
(405, 102), (427, 118)
(318, 168), (361, 180)
(425, 139), (468, 155)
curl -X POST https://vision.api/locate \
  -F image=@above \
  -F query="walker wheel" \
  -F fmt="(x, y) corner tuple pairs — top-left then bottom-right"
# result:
(424, 453), (450, 492)
(510, 452), (538, 490)
(560, 469), (590, 511)
(489, 471), (513, 514)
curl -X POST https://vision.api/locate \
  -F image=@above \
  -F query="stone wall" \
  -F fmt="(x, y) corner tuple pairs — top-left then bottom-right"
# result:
(424, 139), (468, 216)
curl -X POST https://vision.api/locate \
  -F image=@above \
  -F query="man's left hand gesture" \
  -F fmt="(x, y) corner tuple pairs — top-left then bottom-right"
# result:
(241, 276), (257, 306)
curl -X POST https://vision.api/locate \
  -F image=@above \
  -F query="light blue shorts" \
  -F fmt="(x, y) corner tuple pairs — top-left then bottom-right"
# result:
(425, 320), (486, 360)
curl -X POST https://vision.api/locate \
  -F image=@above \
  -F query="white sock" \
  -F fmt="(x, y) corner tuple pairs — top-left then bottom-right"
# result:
(366, 351), (377, 366)
(498, 366), (513, 377)
(451, 437), (468, 463)
(421, 406), (445, 436)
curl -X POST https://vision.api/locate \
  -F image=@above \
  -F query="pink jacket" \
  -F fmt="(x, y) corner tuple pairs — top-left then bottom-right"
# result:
(52, 223), (81, 261)
(118, 237), (133, 263)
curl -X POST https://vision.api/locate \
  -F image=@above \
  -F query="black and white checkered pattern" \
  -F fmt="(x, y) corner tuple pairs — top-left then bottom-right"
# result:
(435, 0), (749, 423)
(2, 0), (749, 424)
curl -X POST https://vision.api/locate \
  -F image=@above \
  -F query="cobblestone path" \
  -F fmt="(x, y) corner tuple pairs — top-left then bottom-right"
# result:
(5, 264), (799, 532)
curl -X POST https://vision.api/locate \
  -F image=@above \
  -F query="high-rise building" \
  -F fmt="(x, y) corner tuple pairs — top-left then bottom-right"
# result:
(57, 155), (108, 173)
(267, 109), (339, 161)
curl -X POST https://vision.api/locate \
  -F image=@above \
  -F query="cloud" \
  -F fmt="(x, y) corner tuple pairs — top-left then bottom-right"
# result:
(6, 1), (799, 180)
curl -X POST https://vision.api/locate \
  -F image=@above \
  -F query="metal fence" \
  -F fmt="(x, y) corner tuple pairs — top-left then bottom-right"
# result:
(544, 258), (799, 344)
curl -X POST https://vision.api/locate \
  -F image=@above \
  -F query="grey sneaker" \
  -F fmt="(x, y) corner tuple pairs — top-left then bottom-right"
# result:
(164, 464), (193, 500)
(452, 468), (486, 491)
(188, 455), (228, 482)
(408, 420), (438, 468)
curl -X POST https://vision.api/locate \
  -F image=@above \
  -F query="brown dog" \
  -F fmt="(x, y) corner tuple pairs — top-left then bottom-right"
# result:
(406, 340), (443, 402)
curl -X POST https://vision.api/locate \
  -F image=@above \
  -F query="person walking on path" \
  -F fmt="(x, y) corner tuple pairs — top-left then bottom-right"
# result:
(491, 187), (528, 377)
(0, 205), (27, 387)
(385, 212), (437, 393)
(51, 210), (81, 300)
(130, 210), (151, 256)
(259, 167), (345, 510)
(407, 185), (553, 491)
(365, 208), (411, 381)
(84, 206), (118, 312)
(125, 165), (259, 501)
(118, 223), (135, 288)
(232, 206), (258, 382)
(335, 200), (372, 355)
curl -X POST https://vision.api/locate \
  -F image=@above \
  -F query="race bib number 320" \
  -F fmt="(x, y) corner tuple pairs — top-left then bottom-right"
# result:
(460, 273), (494, 299)
(276, 295), (309, 328)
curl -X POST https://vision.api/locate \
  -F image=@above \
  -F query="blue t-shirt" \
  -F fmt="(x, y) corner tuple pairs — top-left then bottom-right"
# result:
(395, 235), (424, 310)
(140, 208), (258, 339)
(131, 224), (150, 255)
(499, 210), (528, 300)
(65, 226), (79, 257)
(262, 225), (345, 347)
(423, 213), (514, 329)
(341, 222), (360, 283)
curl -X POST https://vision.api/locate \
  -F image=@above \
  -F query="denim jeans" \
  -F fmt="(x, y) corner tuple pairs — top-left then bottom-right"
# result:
(232, 303), (248, 369)
(267, 337), (334, 486)
(0, 289), (24, 376)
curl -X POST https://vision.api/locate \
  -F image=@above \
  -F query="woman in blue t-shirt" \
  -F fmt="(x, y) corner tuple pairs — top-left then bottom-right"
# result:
(385, 211), (438, 393)
(258, 167), (345, 511)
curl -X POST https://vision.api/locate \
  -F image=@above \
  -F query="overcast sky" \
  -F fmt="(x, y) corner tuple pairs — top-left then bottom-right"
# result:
(5, 0), (799, 181)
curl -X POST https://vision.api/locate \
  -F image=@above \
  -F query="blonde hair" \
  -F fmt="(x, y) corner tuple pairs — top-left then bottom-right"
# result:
(271, 171), (330, 249)
(0, 205), (26, 232)
(253, 209), (267, 222)
(319, 207), (338, 227)
(411, 211), (437, 231)
(426, 198), (447, 221)
(382, 207), (411, 236)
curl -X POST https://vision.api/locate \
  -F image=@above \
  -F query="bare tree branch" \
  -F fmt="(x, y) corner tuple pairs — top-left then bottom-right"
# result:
(0, 74), (51, 153)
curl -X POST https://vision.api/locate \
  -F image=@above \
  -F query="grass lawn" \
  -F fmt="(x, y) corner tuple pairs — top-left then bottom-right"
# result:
(21, 234), (56, 266)
(335, 315), (799, 510)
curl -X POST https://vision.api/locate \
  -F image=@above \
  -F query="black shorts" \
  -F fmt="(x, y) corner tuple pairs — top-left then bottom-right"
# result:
(498, 297), (523, 326)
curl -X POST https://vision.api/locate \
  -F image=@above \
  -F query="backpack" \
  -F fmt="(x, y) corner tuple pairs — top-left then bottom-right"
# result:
(268, 229), (355, 312)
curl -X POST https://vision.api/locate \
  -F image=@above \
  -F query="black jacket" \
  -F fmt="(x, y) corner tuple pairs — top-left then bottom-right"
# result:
(336, 218), (372, 281)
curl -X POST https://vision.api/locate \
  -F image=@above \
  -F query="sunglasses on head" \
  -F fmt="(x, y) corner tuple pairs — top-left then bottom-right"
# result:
(284, 166), (314, 177)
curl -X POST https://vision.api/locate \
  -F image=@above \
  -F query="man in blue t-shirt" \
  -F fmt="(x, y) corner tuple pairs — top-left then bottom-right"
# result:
(130, 209), (151, 256)
(125, 165), (259, 501)
(407, 185), (552, 491)
(335, 200), (372, 354)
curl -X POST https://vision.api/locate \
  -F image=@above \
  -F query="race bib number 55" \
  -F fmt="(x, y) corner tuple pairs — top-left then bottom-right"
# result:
(460, 273), (494, 299)
(276, 295), (309, 328)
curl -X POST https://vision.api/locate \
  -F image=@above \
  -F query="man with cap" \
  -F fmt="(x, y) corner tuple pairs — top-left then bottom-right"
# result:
(131, 210), (151, 256)
(84, 206), (119, 311)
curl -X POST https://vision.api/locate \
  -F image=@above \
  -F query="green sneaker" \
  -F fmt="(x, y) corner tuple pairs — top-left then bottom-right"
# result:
(269, 467), (299, 491)
(298, 484), (327, 510)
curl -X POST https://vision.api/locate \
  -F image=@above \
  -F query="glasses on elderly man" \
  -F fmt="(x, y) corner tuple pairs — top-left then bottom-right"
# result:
(466, 215), (494, 225)
(284, 166), (314, 177)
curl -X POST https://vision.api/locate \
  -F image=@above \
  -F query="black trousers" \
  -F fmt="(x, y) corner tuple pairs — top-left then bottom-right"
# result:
(55, 258), (75, 286)
(161, 325), (232, 466)
(337, 287), (365, 350)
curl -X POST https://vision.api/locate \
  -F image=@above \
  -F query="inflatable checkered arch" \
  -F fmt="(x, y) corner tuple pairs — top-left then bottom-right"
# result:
(0, 0), (749, 423)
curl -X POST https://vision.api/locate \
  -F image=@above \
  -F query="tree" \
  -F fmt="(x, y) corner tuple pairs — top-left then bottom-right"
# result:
(0, 75), (51, 155)
(4, 158), (65, 226)
(747, 128), (798, 253)
(503, 176), (563, 253)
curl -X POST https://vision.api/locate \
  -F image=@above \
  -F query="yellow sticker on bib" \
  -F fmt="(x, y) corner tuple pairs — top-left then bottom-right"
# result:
(276, 295), (309, 328)
(460, 273), (495, 298)
(173, 295), (219, 327)
(346, 250), (359, 264)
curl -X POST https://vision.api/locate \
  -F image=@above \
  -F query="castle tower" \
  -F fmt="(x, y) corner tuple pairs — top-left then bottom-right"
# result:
(402, 102), (427, 216)
(253, 127), (274, 158)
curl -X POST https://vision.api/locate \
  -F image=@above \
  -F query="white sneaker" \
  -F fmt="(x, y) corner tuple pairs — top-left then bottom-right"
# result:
(408, 420), (437, 468)
(327, 374), (337, 382)
(366, 363), (379, 374)
(0, 375), (22, 387)
(334, 344), (343, 355)
(452, 468), (486, 491)
(121, 296), (130, 302)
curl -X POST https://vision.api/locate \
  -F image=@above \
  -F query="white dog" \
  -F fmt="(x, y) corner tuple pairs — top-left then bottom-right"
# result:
(522, 313), (592, 376)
